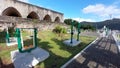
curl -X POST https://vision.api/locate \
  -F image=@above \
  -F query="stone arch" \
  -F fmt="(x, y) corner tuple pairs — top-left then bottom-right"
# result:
(2, 7), (21, 17)
(43, 14), (51, 22)
(27, 11), (39, 19)
(54, 17), (60, 22)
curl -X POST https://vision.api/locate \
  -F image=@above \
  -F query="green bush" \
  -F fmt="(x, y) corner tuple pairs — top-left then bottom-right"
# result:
(8, 27), (16, 37)
(53, 26), (67, 34)
(53, 26), (61, 33)
(0, 30), (6, 38)
(62, 27), (67, 33)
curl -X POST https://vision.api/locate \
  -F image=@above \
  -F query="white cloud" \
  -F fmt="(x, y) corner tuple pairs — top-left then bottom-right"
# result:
(72, 18), (95, 22)
(18, 0), (29, 3)
(82, 4), (120, 18)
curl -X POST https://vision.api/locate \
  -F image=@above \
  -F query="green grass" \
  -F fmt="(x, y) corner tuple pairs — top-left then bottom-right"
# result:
(21, 30), (34, 47)
(0, 31), (96, 68)
(36, 31), (96, 68)
(0, 37), (17, 64)
(116, 34), (120, 41)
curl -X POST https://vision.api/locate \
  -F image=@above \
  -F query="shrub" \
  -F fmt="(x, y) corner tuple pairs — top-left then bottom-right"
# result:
(0, 30), (6, 38)
(53, 26), (67, 34)
(62, 27), (67, 33)
(8, 27), (16, 37)
(53, 26), (61, 33)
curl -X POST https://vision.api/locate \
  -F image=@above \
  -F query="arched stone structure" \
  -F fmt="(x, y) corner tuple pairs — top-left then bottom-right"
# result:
(43, 14), (51, 21)
(2, 7), (21, 17)
(54, 17), (60, 22)
(0, 0), (64, 22)
(27, 11), (39, 19)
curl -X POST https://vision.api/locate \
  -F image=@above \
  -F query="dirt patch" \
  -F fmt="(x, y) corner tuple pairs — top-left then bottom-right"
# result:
(0, 45), (18, 68)
(24, 45), (34, 50)
(0, 58), (14, 68)
(0, 45), (17, 51)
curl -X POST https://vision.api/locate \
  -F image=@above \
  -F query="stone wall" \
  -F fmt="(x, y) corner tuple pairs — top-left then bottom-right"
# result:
(0, 16), (67, 31)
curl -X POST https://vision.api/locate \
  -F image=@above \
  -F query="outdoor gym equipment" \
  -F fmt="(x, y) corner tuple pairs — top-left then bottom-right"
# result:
(77, 23), (81, 41)
(16, 28), (37, 53)
(103, 26), (109, 37)
(70, 20), (81, 43)
(99, 26), (111, 37)
(6, 28), (10, 43)
(6, 27), (17, 46)
(64, 20), (81, 46)
(104, 26), (109, 36)
(11, 28), (49, 68)
(70, 21), (74, 43)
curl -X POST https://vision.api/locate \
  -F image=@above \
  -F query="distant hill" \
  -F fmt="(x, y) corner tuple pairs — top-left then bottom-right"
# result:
(80, 18), (120, 30)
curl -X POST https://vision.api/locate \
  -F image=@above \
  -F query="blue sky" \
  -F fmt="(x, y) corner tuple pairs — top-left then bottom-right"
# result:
(19, 0), (120, 22)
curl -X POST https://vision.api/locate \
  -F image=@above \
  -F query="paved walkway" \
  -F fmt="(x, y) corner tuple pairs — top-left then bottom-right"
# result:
(66, 35), (120, 68)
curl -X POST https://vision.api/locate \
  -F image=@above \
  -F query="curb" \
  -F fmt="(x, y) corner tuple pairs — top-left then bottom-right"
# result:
(112, 33), (120, 52)
(61, 37), (99, 68)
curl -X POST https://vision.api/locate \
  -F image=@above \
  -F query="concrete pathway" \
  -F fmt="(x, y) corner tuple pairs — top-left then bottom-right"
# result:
(11, 47), (49, 68)
(65, 35), (120, 68)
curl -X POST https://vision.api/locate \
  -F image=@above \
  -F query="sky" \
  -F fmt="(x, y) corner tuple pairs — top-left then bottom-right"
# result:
(18, 0), (120, 22)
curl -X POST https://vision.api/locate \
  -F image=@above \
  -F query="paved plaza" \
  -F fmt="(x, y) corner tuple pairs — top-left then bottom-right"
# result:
(66, 35), (120, 68)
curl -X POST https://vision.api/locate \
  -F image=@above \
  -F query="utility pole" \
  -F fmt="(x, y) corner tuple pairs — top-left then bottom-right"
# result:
(109, 14), (112, 20)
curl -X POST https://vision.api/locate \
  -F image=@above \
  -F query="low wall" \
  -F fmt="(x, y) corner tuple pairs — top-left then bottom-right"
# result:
(0, 16), (66, 31)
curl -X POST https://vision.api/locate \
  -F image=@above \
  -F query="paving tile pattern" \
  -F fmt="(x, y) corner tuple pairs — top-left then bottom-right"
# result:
(66, 35), (120, 68)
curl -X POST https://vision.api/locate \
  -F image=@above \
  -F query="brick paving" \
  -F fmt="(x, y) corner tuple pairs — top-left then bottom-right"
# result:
(66, 35), (120, 68)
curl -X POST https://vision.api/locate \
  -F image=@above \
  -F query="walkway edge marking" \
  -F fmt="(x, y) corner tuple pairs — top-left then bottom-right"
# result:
(61, 37), (99, 68)
(112, 33), (120, 52)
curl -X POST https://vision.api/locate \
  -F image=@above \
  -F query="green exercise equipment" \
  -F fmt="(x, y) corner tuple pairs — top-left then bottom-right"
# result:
(70, 21), (74, 43)
(16, 28), (37, 53)
(6, 27), (17, 45)
(103, 26), (109, 36)
(77, 23), (81, 41)
(70, 20), (81, 43)
(6, 28), (10, 43)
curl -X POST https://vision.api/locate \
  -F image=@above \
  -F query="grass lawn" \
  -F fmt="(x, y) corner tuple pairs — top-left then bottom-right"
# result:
(0, 31), (96, 68)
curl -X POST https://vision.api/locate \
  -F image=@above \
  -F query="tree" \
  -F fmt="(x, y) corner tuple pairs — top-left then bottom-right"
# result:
(64, 19), (72, 25)
(73, 20), (79, 28)
(64, 19), (79, 28)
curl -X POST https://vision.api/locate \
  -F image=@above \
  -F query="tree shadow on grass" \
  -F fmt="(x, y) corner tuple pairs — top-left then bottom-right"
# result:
(35, 38), (67, 68)
(0, 57), (14, 68)
(37, 50), (67, 68)
(49, 38), (93, 67)
(37, 38), (53, 51)
(33, 36), (94, 68)
(51, 38), (90, 54)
